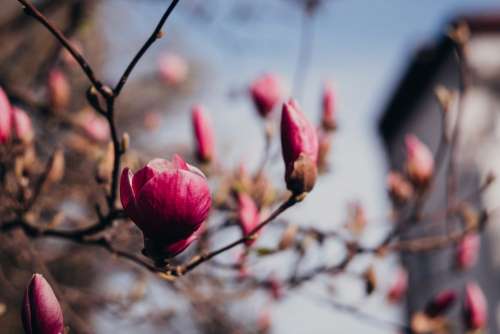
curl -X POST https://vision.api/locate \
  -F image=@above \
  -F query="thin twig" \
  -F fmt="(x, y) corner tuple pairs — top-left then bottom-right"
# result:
(113, 0), (181, 96)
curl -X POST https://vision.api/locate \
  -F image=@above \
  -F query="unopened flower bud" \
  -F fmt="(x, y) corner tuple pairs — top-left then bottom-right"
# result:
(434, 85), (455, 112)
(120, 155), (211, 258)
(321, 82), (337, 131)
(78, 111), (109, 143)
(405, 134), (434, 187)
(281, 99), (318, 196)
(267, 275), (283, 300)
(21, 274), (64, 334)
(278, 224), (298, 250)
(191, 105), (215, 163)
(121, 132), (130, 153)
(47, 149), (65, 183)
(463, 282), (487, 330)
(158, 53), (188, 85)
(47, 69), (70, 112)
(363, 266), (377, 295)
(425, 289), (457, 317)
(237, 193), (260, 246)
(0, 87), (13, 144)
(456, 233), (480, 270)
(317, 130), (331, 173)
(387, 171), (414, 203)
(250, 73), (281, 118)
(12, 107), (34, 144)
(387, 268), (408, 303)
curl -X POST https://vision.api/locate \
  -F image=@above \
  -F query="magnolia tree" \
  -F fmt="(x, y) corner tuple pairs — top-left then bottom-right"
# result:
(0, 0), (492, 333)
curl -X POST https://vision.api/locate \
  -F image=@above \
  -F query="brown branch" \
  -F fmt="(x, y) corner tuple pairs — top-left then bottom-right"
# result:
(169, 196), (299, 276)
(113, 0), (181, 96)
(15, 0), (109, 97)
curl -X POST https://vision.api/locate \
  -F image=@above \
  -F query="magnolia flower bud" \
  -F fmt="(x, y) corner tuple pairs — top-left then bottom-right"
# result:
(12, 107), (34, 144)
(237, 193), (260, 246)
(47, 69), (70, 112)
(387, 171), (414, 203)
(405, 134), (434, 186)
(317, 130), (331, 173)
(387, 268), (408, 303)
(21, 274), (64, 334)
(456, 233), (480, 270)
(250, 73), (281, 118)
(267, 275), (283, 300)
(321, 82), (337, 131)
(425, 289), (457, 317)
(47, 149), (65, 184)
(120, 155), (211, 258)
(191, 105), (215, 163)
(78, 111), (109, 143)
(158, 53), (188, 85)
(463, 282), (487, 330)
(281, 99), (318, 195)
(0, 87), (13, 144)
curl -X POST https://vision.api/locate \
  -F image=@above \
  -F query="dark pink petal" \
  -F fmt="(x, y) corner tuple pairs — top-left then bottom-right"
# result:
(405, 134), (434, 185)
(120, 168), (140, 223)
(132, 159), (172, 195)
(281, 99), (319, 178)
(237, 193), (260, 246)
(191, 104), (215, 162)
(162, 232), (199, 257)
(0, 87), (12, 144)
(22, 274), (64, 334)
(12, 107), (34, 143)
(426, 289), (457, 317)
(135, 168), (211, 241)
(387, 268), (408, 303)
(250, 73), (281, 118)
(464, 282), (487, 330)
(456, 233), (480, 270)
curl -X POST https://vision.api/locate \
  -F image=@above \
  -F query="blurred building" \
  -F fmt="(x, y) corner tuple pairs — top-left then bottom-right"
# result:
(379, 13), (500, 333)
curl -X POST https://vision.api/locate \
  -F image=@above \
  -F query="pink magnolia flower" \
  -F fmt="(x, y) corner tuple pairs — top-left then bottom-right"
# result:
(120, 155), (211, 257)
(281, 99), (318, 195)
(79, 112), (109, 142)
(158, 53), (188, 85)
(0, 87), (13, 143)
(463, 282), (487, 330)
(456, 233), (480, 270)
(387, 268), (408, 303)
(237, 193), (260, 246)
(425, 289), (457, 317)
(321, 82), (336, 130)
(12, 107), (34, 144)
(405, 134), (434, 186)
(387, 171), (414, 203)
(250, 73), (281, 118)
(47, 69), (70, 112)
(267, 275), (283, 301)
(22, 274), (64, 334)
(191, 105), (215, 163)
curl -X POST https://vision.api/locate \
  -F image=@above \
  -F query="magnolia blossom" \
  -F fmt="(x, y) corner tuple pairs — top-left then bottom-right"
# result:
(425, 289), (457, 317)
(250, 73), (281, 118)
(47, 69), (70, 112)
(237, 193), (260, 246)
(79, 112), (109, 142)
(281, 99), (318, 195)
(191, 105), (215, 162)
(405, 134), (434, 186)
(321, 82), (336, 130)
(0, 87), (12, 143)
(158, 53), (188, 85)
(22, 274), (64, 334)
(387, 171), (414, 203)
(12, 107), (34, 144)
(387, 268), (408, 303)
(463, 282), (487, 330)
(120, 155), (211, 257)
(456, 233), (480, 270)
